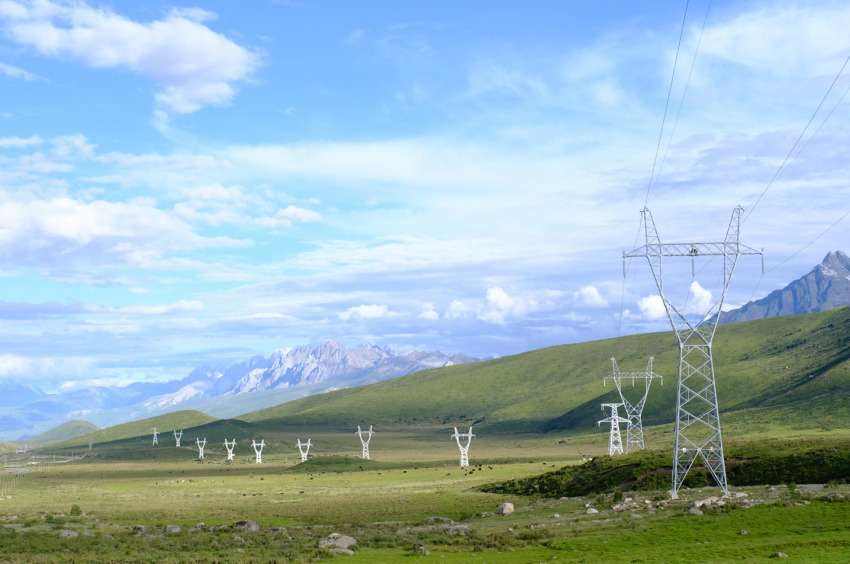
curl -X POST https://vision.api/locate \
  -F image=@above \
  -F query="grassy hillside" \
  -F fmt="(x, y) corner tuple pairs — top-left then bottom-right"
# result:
(239, 307), (850, 437)
(51, 410), (216, 448)
(26, 420), (99, 445)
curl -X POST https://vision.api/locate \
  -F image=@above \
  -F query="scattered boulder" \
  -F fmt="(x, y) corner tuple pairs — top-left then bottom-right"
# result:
(232, 520), (260, 532)
(319, 532), (358, 550)
(497, 502), (514, 515)
(189, 523), (208, 533)
(416, 546), (431, 556)
(131, 525), (148, 534)
(268, 527), (288, 536)
(163, 525), (182, 535)
(694, 496), (719, 508)
(59, 529), (78, 538)
(769, 552), (788, 559)
(739, 530), (749, 535)
(587, 508), (599, 515)
(688, 507), (704, 516)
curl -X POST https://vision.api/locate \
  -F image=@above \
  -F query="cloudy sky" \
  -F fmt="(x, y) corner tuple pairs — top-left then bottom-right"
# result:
(1, 0), (849, 391)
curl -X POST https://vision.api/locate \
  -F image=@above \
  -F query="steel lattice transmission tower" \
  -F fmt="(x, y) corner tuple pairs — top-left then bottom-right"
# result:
(597, 403), (628, 455)
(623, 206), (762, 497)
(604, 357), (663, 453)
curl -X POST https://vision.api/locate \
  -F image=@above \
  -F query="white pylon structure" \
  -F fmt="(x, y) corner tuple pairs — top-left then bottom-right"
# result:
(624, 206), (762, 497)
(224, 439), (237, 462)
(356, 425), (374, 460)
(450, 426), (474, 467)
(597, 403), (629, 455)
(152, 428), (159, 446)
(604, 357), (663, 453)
(252, 439), (265, 464)
(196, 437), (207, 459)
(296, 439), (311, 462)
(173, 430), (183, 447)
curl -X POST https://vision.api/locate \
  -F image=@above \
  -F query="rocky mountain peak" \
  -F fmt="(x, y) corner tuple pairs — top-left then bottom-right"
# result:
(719, 250), (850, 324)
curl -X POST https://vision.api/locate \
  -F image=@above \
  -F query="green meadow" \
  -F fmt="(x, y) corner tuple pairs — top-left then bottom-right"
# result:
(3, 308), (850, 561)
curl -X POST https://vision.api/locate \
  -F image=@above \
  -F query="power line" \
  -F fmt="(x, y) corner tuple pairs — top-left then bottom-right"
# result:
(743, 54), (850, 224)
(644, 0), (691, 208)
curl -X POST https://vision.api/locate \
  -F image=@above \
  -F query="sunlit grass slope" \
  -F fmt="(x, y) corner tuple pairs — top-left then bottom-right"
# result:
(51, 410), (216, 448)
(240, 307), (850, 436)
(27, 420), (98, 445)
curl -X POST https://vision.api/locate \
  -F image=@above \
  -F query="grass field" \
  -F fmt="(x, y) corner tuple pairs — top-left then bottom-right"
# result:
(3, 428), (850, 562)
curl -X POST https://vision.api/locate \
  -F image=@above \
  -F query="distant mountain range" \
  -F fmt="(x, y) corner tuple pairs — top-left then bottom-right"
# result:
(2, 341), (476, 440)
(719, 251), (850, 324)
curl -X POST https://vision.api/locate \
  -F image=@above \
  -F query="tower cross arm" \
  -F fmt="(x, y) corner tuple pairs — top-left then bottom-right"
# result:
(624, 241), (762, 259)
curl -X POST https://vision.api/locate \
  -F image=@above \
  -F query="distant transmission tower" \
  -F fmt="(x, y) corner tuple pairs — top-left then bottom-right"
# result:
(196, 437), (207, 459)
(451, 426), (474, 467)
(173, 430), (183, 448)
(598, 403), (628, 455)
(151, 428), (159, 446)
(296, 439), (311, 462)
(624, 206), (762, 497)
(604, 357), (663, 452)
(356, 425), (374, 460)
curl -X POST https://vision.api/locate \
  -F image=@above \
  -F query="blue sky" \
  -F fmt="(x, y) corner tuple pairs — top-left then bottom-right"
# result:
(1, 0), (849, 392)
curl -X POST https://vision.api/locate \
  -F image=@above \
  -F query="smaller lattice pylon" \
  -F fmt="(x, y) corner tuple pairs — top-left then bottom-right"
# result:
(252, 439), (265, 464)
(224, 439), (237, 462)
(603, 357), (663, 452)
(356, 425), (374, 460)
(173, 430), (183, 447)
(152, 428), (159, 446)
(598, 403), (629, 456)
(450, 426), (475, 467)
(296, 439), (312, 462)
(196, 437), (207, 459)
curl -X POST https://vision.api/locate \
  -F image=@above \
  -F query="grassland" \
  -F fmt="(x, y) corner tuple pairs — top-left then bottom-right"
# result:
(3, 308), (850, 561)
(2, 432), (850, 562)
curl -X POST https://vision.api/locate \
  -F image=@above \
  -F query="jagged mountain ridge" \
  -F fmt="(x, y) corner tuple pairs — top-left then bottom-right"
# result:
(719, 251), (850, 324)
(9, 340), (477, 438)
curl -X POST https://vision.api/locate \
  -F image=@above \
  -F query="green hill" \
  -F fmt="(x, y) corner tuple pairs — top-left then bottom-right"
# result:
(52, 410), (216, 448)
(27, 420), (99, 445)
(239, 307), (850, 437)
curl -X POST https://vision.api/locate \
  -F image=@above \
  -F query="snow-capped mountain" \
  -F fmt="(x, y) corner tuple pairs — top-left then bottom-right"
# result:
(11, 341), (477, 439)
(141, 340), (475, 411)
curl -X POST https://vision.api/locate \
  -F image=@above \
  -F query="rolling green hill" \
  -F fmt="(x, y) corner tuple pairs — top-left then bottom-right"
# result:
(26, 419), (98, 445)
(51, 410), (217, 448)
(238, 307), (850, 437)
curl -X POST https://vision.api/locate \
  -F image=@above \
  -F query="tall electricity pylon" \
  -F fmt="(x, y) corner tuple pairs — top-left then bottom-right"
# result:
(604, 357), (662, 453)
(598, 403), (628, 455)
(623, 206), (762, 497)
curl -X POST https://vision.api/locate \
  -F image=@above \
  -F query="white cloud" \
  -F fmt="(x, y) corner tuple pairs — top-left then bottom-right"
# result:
(637, 294), (667, 320)
(685, 280), (714, 314)
(444, 299), (474, 319)
(0, 195), (248, 270)
(339, 304), (389, 320)
(478, 287), (536, 325)
(0, 61), (37, 80)
(575, 285), (608, 307)
(88, 300), (204, 315)
(0, 134), (43, 147)
(418, 305), (439, 320)
(0, 0), (259, 114)
(0, 353), (94, 380)
(256, 205), (322, 228)
(698, 5), (850, 77)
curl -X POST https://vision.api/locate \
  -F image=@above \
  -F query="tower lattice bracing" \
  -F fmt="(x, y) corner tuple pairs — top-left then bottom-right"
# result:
(604, 357), (662, 452)
(598, 403), (629, 455)
(624, 206), (762, 497)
